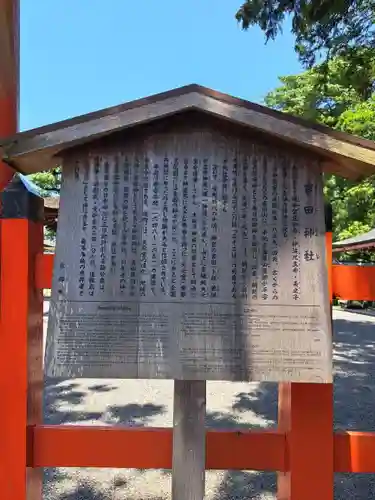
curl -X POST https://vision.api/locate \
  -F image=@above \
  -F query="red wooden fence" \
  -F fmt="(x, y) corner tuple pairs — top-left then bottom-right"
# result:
(2, 3), (375, 497)
(0, 210), (374, 500)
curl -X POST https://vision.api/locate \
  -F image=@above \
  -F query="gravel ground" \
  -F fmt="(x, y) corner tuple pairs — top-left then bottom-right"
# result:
(42, 306), (375, 499)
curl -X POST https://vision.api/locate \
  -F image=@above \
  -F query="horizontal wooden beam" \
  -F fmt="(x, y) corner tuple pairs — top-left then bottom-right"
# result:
(29, 426), (286, 471)
(28, 426), (375, 473)
(332, 264), (375, 301)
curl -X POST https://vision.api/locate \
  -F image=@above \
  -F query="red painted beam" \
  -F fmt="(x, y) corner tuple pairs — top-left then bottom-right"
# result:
(29, 425), (286, 472)
(332, 264), (375, 301)
(28, 425), (375, 474)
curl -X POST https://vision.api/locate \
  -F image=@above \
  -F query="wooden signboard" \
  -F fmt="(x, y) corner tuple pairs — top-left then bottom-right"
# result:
(45, 127), (332, 382)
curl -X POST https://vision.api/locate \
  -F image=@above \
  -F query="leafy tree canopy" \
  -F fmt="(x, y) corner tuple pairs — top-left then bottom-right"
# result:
(28, 168), (61, 241)
(264, 58), (375, 260)
(264, 58), (366, 126)
(29, 167), (61, 196)
(236, 1), (375, 97)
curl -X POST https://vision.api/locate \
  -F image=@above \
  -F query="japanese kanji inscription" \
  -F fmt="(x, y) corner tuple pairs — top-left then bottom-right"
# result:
(45, 128), (332, 382)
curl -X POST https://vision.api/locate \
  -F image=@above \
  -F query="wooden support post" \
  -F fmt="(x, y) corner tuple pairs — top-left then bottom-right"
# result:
(172, 380), (206, 500)
(277, 204), (334, 500)
(0, 175), (44, 500)
(0, 0), (19, 190)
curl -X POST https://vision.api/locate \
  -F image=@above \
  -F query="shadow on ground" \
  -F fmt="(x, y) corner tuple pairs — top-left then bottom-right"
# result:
(44, 378), (166, 426)
(42, 313), (375, 499)
(332, 314), (375, 499)
(43, 379), (168, 499)
(333, 316), (375, 431)
(44, 379), (104, 425)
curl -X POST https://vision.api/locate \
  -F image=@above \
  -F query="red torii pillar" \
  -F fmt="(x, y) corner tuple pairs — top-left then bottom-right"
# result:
(0, 0), (18, 189)
(0, 2), (36, 500)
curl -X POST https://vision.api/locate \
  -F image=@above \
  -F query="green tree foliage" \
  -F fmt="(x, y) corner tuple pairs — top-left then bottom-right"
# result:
(29, 167), (61, 196)
(236, 0), (375, 91)
(264, 59), (375, 260)
(264, 58), (365, 126)
(337, 96), (375, 139)
(28, 167), (61, 240)
(333, 98), (375, 255)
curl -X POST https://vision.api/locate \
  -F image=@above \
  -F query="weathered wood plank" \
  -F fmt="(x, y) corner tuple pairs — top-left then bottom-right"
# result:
(172, 380), (206, 500)
(3, 86), (375, 178)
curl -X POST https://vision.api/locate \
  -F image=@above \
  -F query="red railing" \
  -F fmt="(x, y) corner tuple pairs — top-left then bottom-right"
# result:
(1, 216), (374, 500)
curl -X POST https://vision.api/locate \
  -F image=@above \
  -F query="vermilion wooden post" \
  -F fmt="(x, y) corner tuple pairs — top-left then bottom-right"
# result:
(0, 0), (19, 190)
(0, 175), (44, 500)
(277, 204), (334, 500)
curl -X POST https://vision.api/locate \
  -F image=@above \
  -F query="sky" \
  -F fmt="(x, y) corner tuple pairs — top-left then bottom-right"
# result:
(20, 0), (303, 131)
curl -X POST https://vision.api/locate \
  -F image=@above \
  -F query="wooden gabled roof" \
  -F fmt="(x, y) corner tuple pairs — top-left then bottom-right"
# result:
(2, 84), (375, 179)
